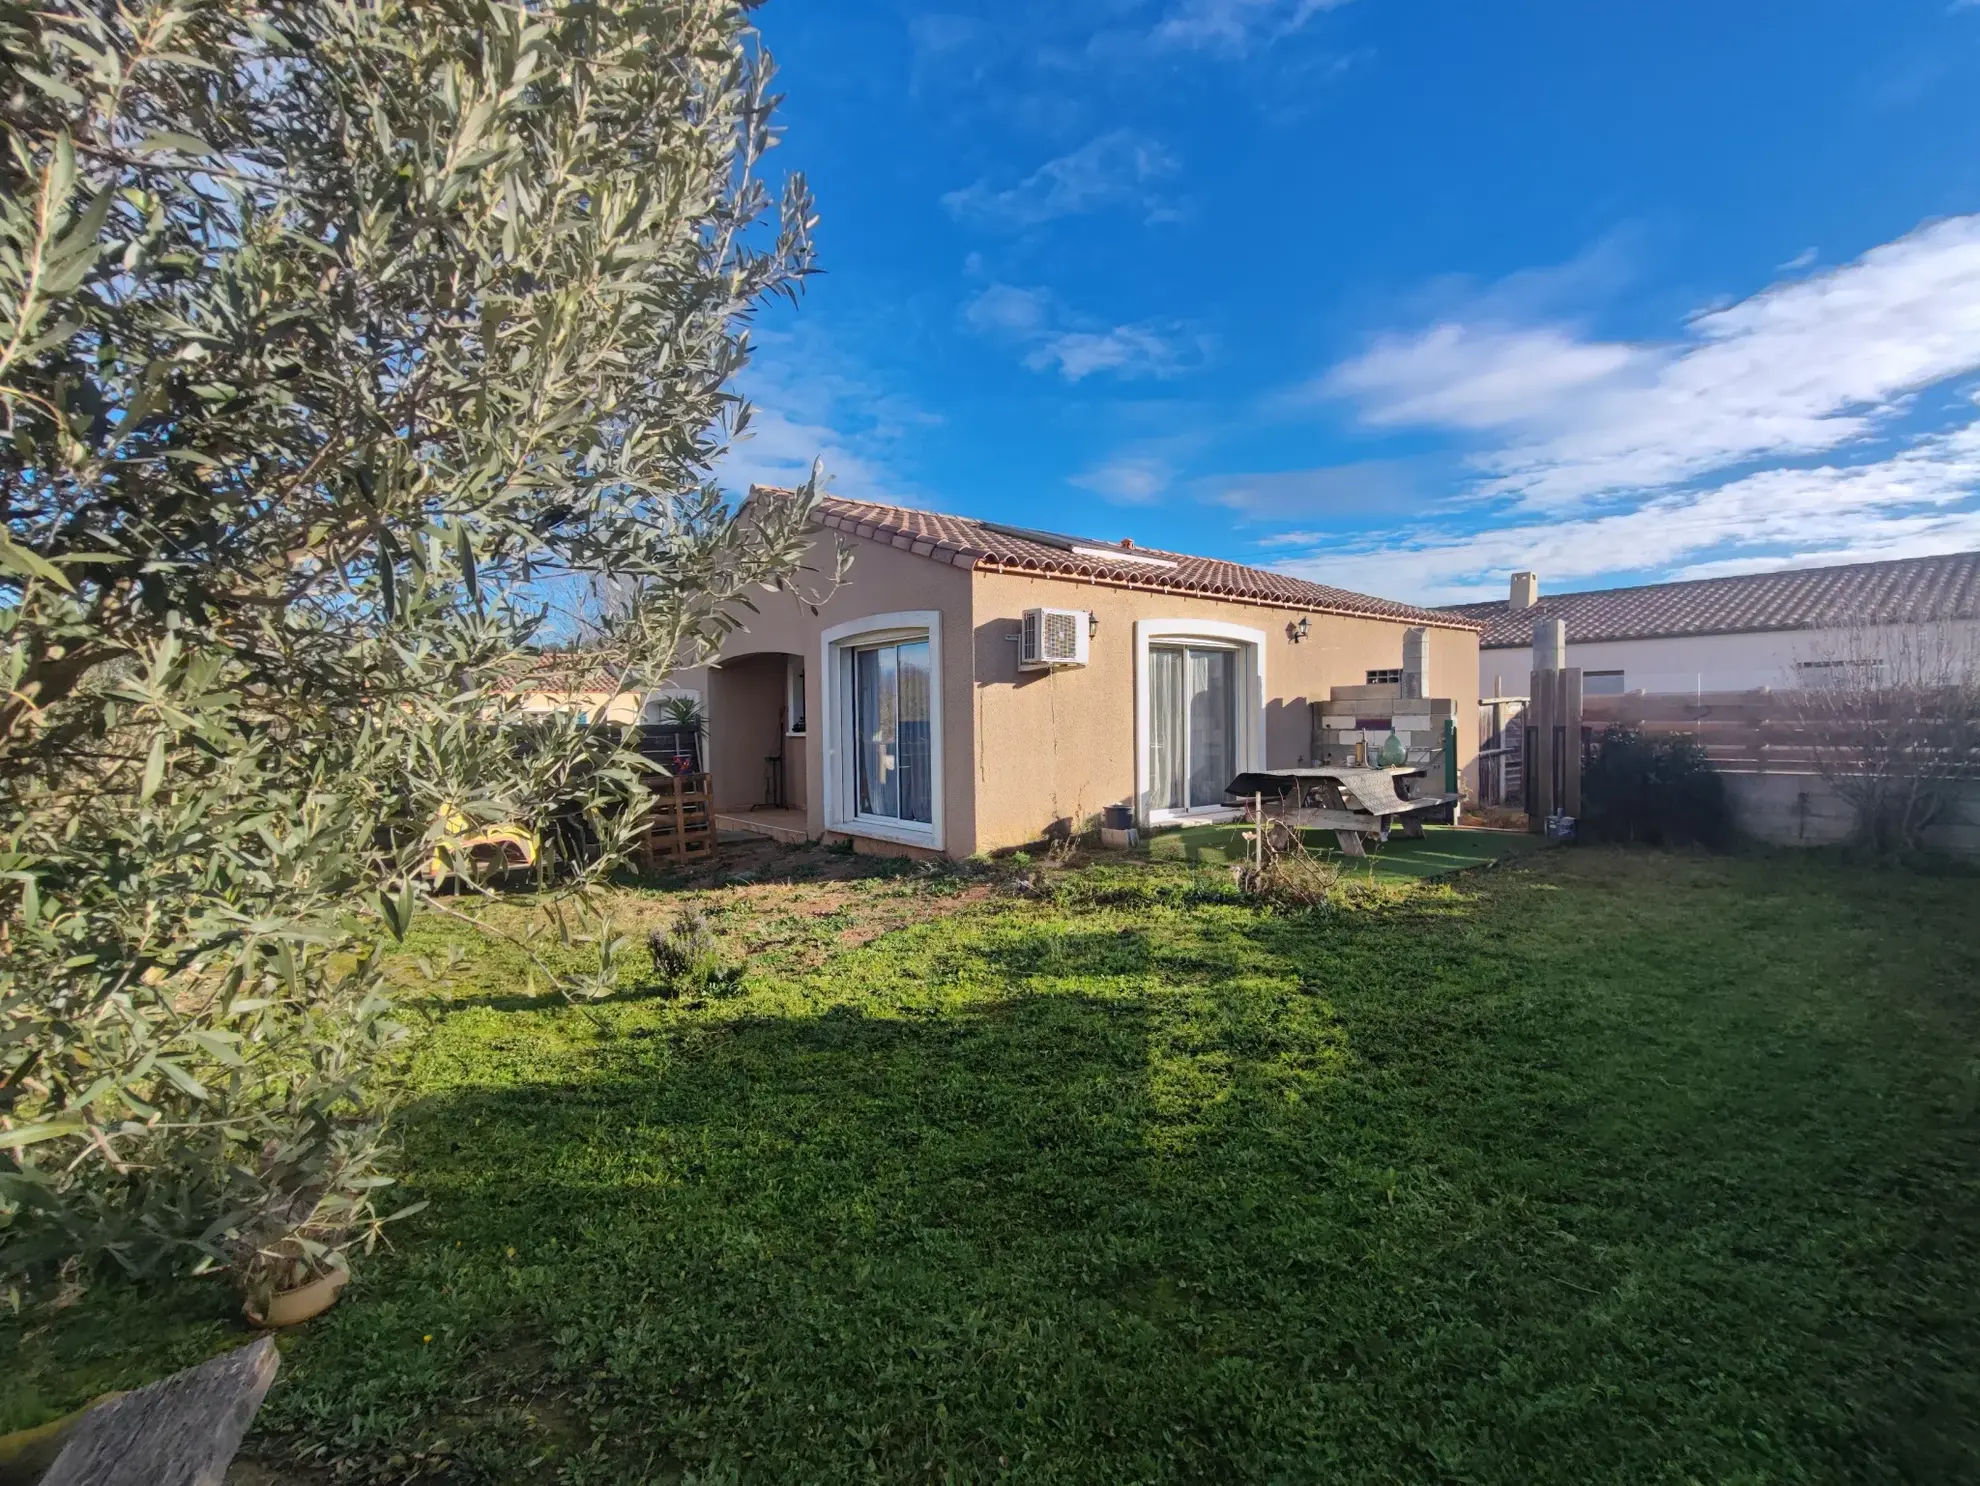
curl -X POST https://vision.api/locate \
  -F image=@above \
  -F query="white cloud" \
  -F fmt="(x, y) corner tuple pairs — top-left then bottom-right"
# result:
(1032, 325), (1191, 380)
(1269, 412), (1980, 604)
(963, 282), (1203, 382)
(1321, 214), (1980, 510)
(1321, 323), (1642, 432)
(943, 130), (1177, 230)
(718, 328), (929, 502)
(1073, 455), (1174, 504)
(908, 12), (981, 61)
(1154, 0), (1353, 54)
(1207, 459), (1431, 519)
(720, 402), (893, 500)
(962, 282), (1052, 337)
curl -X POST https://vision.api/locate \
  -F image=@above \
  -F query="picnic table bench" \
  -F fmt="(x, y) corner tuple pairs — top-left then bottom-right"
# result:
(1225, 766), (1459, 858)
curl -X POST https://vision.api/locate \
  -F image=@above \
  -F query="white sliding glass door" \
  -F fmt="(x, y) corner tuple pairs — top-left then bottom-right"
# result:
(1148, 644), (1237, 812)
(820, 611), (945, 852)
(852, 638), (933, 826)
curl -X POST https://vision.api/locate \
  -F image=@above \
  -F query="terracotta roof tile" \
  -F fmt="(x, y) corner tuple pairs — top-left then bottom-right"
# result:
(1443, 550), (1980, 649)
(806, 494), (1473, 629)
(493, 653), (640, 695)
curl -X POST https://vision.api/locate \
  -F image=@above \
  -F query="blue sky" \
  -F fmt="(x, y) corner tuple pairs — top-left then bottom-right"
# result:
(725, 0), (1980, 605)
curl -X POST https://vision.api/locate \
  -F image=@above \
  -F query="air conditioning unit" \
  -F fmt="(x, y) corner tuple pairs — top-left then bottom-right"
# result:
(1020, 607), (1090, 670)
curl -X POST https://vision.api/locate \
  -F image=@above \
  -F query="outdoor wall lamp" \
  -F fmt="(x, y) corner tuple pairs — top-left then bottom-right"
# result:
(1088, 612), (1100, 638)
(1288, 616), (1310, 642)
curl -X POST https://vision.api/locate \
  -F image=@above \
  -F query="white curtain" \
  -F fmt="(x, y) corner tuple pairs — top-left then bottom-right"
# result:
(1150, 643), (1239, 812)
(1187, 648), (1234, 807)
(896, 640), (932, 824)
(854, 645), (896, 818)
(1149, 646), (1186, 810)
(853, 639), (933, 825)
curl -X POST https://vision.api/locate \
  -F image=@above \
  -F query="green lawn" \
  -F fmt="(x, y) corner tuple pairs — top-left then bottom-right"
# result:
(7, 845), (1980, 1483)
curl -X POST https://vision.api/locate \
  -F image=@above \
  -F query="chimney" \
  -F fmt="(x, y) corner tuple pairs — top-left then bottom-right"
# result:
(1401, 626), (1429, 701)
(1509, 571), (1539, 610)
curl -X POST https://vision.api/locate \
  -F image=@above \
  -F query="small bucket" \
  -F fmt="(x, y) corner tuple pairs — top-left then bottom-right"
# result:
(1102, 804), (1134, 831)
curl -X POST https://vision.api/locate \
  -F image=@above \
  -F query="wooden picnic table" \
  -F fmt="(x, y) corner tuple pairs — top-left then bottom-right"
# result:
(1224, 766), (1459, 858)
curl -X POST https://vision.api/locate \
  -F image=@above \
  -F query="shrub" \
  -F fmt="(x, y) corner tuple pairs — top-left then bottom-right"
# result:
(1233, 820), (1340, 908)
(1581, 727), (1732, 850)
(1238, 852), (1341, 909)
(647, 910), (739, 996)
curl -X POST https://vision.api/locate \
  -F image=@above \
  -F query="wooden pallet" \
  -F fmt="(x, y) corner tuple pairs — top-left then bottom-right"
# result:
(637, 772), (714, 870)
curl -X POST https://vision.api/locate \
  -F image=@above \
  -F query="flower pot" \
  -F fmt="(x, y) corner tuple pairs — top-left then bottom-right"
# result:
(246, 1266), (349, 1328)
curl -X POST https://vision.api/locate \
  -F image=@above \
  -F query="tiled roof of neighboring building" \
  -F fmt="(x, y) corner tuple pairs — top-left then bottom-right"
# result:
(803, 494), (1475, 629)
(1442, 549), (1980, 649)
(493, 652), (640, 695)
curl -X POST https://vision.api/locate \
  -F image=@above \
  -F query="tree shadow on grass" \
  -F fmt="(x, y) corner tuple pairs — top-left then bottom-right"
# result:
(260, 987), (1193, 1480)
(262, 863), (1980, 1480)
(263, 897), (1958, 1482)
(19, 861), (1979, 1483)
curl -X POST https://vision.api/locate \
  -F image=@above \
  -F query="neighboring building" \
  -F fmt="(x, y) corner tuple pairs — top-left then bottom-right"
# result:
(498, 653), (700, 726)
(684, 494), (1482, 858)
(1444, 550), (1980, 700)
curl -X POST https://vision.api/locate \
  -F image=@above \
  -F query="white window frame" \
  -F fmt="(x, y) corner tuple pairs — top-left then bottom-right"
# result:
(785, 654), (807, 735)
(819, 610), (944, 851)
(1134, 618), (1267, 828)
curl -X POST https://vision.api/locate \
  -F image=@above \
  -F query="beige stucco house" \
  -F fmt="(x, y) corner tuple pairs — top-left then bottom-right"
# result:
(673, 495), (1480, 859)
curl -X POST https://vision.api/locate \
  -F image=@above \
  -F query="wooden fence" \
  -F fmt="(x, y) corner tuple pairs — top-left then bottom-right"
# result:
(1580, 688), (1980, 777)
(1503, 674), (1980, 854)
(1583, 689), (1799, 775)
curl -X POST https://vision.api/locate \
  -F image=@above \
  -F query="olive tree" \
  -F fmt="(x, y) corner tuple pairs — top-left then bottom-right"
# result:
(0, 0), (837, 1288)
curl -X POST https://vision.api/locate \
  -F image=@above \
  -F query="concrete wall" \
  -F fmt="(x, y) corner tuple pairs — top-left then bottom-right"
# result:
(1480, 620), (1980, 699)
(969, 570), (1478, 852)
(1725, 772), (1980, 859)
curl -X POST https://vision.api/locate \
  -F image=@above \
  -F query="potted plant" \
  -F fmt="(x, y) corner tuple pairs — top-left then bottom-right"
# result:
(241, 1233), (352, 1328)
(230, 1122), (423, 1328)
(646, 694), (707, 774)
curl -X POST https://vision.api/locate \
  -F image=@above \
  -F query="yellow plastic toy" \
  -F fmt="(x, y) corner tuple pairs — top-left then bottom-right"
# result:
(424, 806), (544, 884)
